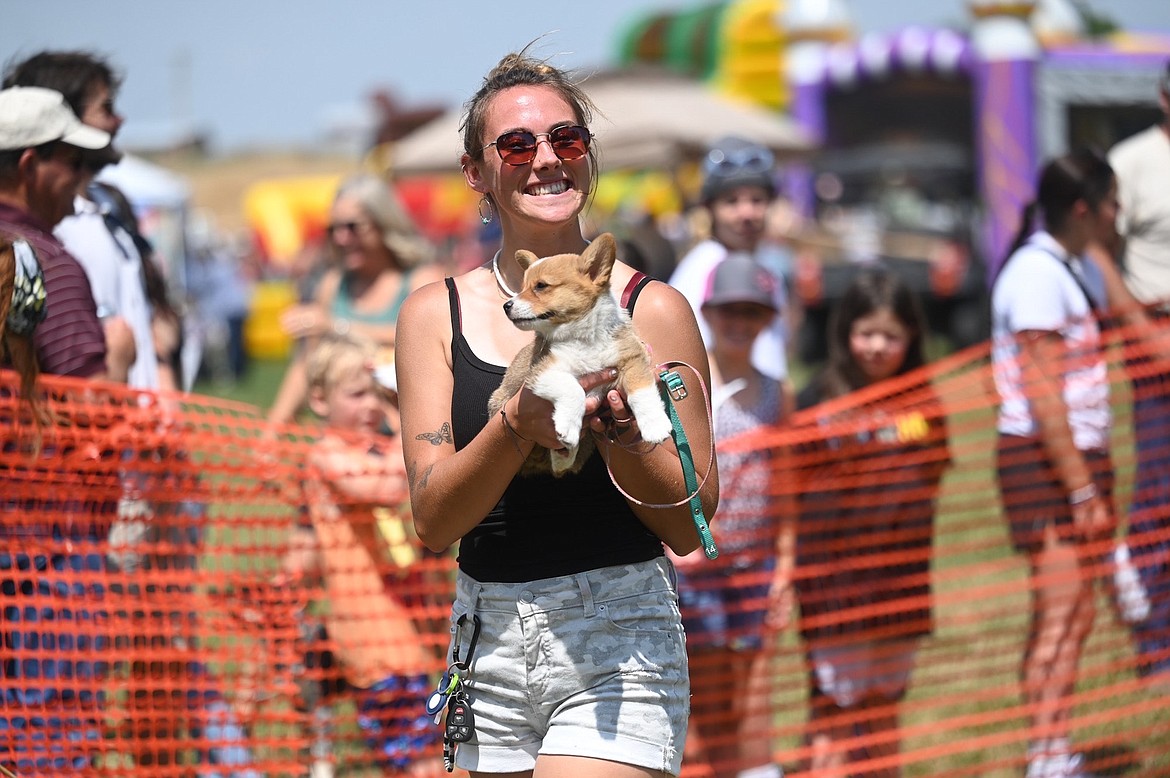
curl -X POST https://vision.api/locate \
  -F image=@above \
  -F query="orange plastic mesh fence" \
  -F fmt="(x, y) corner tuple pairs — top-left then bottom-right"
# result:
(2, 313), (1169, 777)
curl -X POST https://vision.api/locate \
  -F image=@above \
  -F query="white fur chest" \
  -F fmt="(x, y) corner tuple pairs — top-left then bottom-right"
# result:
(537, 293), (630, 377)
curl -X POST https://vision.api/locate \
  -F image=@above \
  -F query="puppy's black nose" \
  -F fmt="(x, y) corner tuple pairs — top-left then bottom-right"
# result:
(503, 300), (513, 314)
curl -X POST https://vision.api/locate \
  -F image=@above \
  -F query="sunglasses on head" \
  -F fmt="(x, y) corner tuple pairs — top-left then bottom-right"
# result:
(703, 145), (774, 177)
(483, 125), (592, 166)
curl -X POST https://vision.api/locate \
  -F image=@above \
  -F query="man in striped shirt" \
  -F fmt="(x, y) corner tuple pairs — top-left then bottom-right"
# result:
(0, 85), (129, 379)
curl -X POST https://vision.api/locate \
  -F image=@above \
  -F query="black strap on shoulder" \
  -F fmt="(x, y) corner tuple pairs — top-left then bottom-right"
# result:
(1038, 247), (1101, 313)
(621, 271), (651, 314)
(445, 276), (461, 332)
(88, 182), (154, 262)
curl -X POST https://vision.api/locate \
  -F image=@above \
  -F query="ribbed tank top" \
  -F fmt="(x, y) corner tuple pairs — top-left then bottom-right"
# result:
(445, 275), (663, 583)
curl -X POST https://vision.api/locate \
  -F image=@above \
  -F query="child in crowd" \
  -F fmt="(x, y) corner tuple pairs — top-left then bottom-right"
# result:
(282, 332), (437, 776)
(672, 254), (793, 778)
(790, 268), (950, 777)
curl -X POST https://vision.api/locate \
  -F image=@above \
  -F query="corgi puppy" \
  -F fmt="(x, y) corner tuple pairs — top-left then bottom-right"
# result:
(487, 233), (673, 476)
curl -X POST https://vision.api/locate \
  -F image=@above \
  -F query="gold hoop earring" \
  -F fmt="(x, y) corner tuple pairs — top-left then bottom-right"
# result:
(478, 196), (495, 225)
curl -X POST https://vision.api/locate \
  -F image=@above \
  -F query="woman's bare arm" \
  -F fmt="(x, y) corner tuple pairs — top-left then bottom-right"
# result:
(589, 280), (720, 555)
(395, 280), (536, 552)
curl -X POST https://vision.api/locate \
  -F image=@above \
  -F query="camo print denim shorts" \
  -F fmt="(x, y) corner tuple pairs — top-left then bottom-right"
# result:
(446, 556), (689, 775)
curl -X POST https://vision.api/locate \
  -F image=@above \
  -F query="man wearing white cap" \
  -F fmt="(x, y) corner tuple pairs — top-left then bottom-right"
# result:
(0, 85), (126, 379)
(0, 85), (119, 773)
(6, 50), (181, 391)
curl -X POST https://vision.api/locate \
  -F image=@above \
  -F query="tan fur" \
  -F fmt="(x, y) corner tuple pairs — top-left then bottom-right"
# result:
(487, 233), (672, 476)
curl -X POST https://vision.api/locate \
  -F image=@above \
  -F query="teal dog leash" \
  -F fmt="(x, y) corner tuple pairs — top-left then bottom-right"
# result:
(657, 367), (718, 560)
(599, 361), (717, 560)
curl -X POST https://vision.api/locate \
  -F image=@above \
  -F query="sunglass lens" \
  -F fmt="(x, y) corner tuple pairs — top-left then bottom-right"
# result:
(496, 131), (538, 164)
(549, 126), (590, 160)
(705, 147), (773, 175)
(742, 151), (772, 172)
(327, 222), (362, 238)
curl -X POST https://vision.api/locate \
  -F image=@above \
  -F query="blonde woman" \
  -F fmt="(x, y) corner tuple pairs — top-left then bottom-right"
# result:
(269, 173), (441, 426)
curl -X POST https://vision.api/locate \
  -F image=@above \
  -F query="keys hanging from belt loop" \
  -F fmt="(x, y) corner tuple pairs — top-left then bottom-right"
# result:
(427, 667), (462, 723)
(452, 613), (481, 670)
(442, 614), (482, 772)
(445, 691), (475, 744)
(442, 683), (475, 767)
(443, 686), (476, 771)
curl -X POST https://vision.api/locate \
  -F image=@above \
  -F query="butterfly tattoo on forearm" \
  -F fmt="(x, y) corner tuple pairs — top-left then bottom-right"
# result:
(416, 422), (452, 446)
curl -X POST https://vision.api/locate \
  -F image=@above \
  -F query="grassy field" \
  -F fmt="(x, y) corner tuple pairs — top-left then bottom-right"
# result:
(193, 356), (291, 412)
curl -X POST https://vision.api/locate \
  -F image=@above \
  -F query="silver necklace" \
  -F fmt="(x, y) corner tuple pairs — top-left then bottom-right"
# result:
(491, 250), (518, 297)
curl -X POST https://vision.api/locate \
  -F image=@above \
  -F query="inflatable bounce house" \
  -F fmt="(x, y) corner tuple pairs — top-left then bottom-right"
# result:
(620, 0), (1170, 360)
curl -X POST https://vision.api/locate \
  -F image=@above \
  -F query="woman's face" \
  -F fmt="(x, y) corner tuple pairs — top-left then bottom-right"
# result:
(1090, 178), (1121, 248)
(328, 195), (389, 274)
(467, 85), (591, 231)
(80, 81), (123, 138)
(848, 306), (913, 385)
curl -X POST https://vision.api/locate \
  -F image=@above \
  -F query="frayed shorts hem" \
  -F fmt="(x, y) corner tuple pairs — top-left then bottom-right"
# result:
(456, 728), (681, 775)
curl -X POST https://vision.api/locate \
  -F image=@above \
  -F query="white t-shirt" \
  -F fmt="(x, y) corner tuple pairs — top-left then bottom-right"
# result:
(1109, 124), (1170, 305)
(991, 231), (1109, 450)
(55, 195), (160, 390)
(669, 238), (789, 381)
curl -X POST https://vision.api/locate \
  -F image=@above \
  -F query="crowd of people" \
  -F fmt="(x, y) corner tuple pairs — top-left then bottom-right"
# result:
(2, 42), (1170, 778)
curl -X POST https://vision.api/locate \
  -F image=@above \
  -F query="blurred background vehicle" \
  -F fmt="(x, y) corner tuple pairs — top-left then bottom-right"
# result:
(790, 138), (987, 363)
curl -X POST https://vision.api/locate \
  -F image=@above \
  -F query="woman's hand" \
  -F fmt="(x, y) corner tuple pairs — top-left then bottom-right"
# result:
(508, 368), (618, 451)
(589, 388), (648, 447)
(152, 311), (181, 361)
(1072, 493), (1116, 542)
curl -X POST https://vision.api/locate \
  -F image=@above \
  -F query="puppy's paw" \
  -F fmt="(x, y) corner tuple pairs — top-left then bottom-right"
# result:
(550, 446), (577, 475)
(636, 410), (673, 444)
(553, 414), (581, 449)
(626, 387), (673, 444)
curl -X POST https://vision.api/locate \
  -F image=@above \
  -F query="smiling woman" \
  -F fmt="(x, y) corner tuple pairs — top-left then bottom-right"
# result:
(266, 172), (441, 426)
(393, 46), (718, 778)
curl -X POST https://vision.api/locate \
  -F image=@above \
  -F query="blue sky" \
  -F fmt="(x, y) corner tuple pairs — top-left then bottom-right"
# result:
(3, 0), (1165, 152)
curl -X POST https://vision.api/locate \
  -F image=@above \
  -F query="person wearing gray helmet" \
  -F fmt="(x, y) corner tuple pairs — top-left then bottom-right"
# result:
(670, 135), (794, 416)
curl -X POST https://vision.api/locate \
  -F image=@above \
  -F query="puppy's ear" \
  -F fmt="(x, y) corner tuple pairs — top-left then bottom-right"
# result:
(515, 250), (540, 270)
(579, 233), (616, 288)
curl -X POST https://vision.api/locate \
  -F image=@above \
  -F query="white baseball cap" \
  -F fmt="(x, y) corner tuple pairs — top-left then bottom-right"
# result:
(0, 86), (110, 151)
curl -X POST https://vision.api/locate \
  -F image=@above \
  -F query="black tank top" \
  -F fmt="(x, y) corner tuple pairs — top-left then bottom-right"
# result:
(446, 275), (663, 582)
